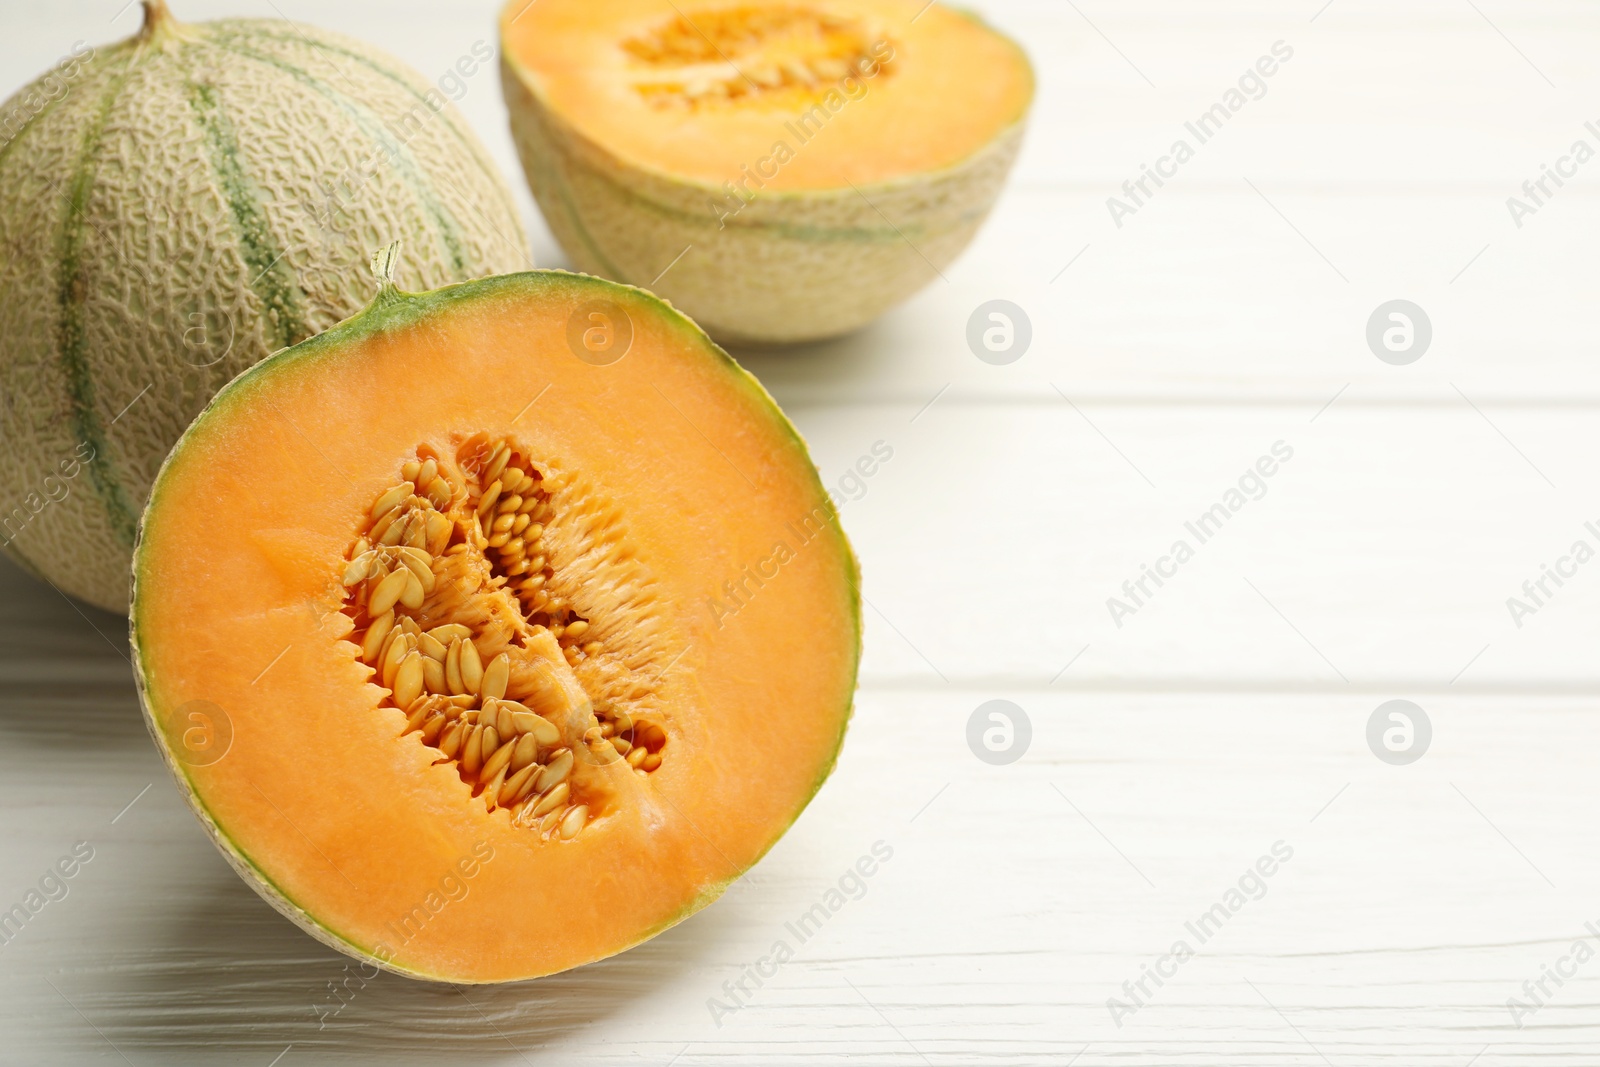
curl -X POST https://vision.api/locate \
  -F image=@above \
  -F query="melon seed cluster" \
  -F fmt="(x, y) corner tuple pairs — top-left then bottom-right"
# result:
(623, 5), (894, 108)
(457, 435), (666, 774)
(337, 438), (664, 842)
(455, 432), (597, 666)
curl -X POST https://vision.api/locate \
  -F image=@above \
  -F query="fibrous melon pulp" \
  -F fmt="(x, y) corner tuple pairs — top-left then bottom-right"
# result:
(0, 1), (530, 612)
(500, 0), (1033, 344)
(131, 250), (860, 981)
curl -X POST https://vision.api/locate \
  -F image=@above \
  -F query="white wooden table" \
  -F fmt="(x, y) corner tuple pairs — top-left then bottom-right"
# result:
(6, 1), (1600, 1063)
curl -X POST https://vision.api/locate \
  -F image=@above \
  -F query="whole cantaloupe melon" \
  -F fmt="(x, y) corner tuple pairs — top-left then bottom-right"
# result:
(0, 1), (531, 612)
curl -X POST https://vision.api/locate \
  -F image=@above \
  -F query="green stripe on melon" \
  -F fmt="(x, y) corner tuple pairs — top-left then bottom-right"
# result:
(0, 1), (531, 612)
(200, 37), (472, 275)
(56, 49), (149, 553)
(184, 79), (310, 351)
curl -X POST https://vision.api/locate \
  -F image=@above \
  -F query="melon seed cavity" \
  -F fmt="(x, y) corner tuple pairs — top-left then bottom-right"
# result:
(622, 5), (896, 109)
(337, 433), (668, 841)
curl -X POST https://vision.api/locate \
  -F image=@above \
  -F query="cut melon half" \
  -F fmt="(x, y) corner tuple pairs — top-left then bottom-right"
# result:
(130, 249), (859, 981)
(500, 0), (1034, 344)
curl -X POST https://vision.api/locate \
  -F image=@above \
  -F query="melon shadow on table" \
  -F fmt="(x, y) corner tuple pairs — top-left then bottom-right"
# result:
(725, 315), (904, 394)
(0, 554), (141, 748)
(76, 819), (757, 1054)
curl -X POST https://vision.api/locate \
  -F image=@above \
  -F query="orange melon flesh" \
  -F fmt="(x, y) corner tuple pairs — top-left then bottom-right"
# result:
(131, 270), (859, 982)
(500, 0), (1034, 191)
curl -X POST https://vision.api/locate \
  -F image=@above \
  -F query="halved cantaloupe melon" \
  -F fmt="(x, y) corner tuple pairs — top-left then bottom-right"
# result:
(500, 0), (1034, 344)
(131, 249), (859, 981)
